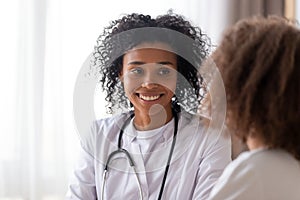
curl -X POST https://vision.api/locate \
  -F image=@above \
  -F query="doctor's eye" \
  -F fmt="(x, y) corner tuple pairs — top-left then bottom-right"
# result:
(157, 67), (175, 76)
(130, 67), (144, 75)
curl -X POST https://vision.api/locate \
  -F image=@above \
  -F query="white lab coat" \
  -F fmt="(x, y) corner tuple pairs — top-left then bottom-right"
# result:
(66, 111), (231, 200)
(209, 148), (300, 200)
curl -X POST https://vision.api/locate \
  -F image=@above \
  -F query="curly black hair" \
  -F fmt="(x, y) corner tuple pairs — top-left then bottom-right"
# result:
(92, 11), (211, 114)
(213, 16), (300, 160)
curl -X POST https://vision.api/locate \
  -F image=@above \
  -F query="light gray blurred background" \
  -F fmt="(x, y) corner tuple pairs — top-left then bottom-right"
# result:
(0, 0), (298, 199)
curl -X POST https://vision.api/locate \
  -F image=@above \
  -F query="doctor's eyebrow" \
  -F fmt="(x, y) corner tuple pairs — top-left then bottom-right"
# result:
(157, 61), (175, 66)
(126, 61), (175, 66)
(126, 61), (145, 66)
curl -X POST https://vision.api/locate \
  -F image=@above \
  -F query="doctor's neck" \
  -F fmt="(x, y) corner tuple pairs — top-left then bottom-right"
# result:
(133, 105), (173, 131)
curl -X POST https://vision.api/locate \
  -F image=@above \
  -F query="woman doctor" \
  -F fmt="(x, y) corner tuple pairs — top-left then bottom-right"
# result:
(67, 12), (231, 200)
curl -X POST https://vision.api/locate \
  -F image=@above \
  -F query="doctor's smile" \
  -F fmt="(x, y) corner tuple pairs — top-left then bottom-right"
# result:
(138, 94), (161, 101)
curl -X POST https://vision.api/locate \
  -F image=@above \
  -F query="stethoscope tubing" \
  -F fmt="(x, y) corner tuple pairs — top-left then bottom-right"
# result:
(101, 109), (179, 200)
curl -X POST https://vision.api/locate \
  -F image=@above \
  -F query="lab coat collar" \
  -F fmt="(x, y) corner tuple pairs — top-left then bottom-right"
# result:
(123, 117), (175, 144)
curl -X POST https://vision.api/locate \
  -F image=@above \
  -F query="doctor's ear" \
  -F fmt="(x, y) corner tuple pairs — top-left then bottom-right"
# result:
(119, 72), (124, 82)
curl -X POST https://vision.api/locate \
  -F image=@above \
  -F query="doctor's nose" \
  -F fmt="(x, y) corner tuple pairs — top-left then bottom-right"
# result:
(142, 75), (158, 89)
(140, 69), (160, 88)
(141, 81), (159, 89)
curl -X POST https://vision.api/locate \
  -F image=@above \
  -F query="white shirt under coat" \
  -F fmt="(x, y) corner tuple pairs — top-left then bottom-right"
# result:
(66, 111), (231, 200)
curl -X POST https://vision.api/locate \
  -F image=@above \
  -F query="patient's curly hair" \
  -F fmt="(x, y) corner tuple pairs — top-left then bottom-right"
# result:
(213, 16), (300, 160)
(92, 11), (211, 114)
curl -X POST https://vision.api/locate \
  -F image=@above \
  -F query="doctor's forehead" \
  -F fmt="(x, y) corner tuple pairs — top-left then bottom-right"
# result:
(123, 48), (177, 67)
(130, 42), (174, 52)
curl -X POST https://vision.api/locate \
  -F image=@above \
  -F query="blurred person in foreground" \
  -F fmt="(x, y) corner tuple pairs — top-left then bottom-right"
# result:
(209, 16), (300, 200)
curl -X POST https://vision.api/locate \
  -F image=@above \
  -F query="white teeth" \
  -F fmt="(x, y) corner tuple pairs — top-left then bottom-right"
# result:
(139, 94), (160, 101)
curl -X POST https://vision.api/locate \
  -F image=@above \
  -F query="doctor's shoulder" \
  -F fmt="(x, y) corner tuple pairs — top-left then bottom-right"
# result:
(179, 110), (209, 128)
(92, 111), (131, 137)
(181, 110), (230, 143)
(79, 111), (132, 154)
(179, 111), (231, 155)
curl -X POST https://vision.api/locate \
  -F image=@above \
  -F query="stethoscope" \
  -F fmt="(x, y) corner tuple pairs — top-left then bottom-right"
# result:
(101, 108), (179, 200)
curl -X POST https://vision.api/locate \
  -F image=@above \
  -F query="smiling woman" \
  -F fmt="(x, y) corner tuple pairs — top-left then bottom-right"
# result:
(121, 46), (177, 130)
(94, 14), (210, 116)
(66, 12), (231, 200)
